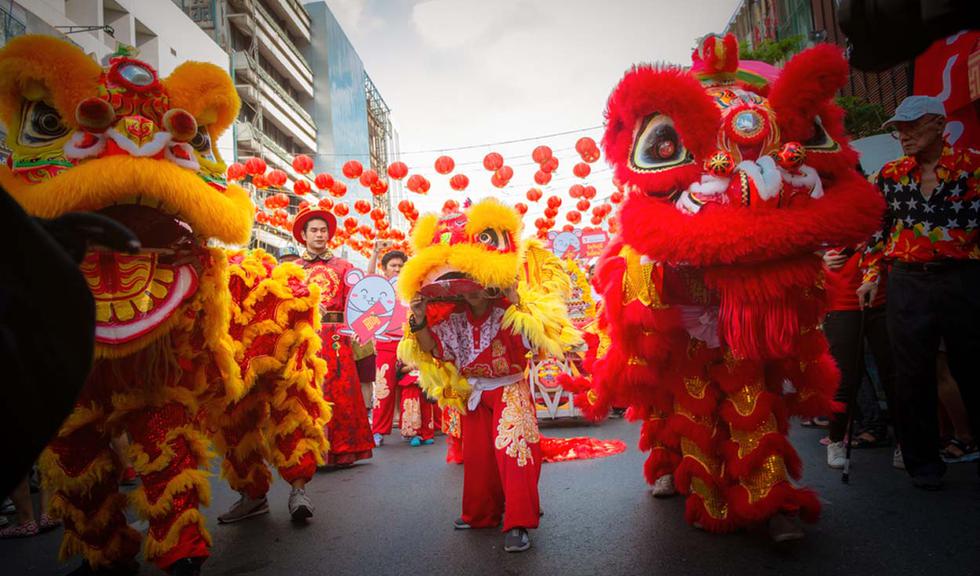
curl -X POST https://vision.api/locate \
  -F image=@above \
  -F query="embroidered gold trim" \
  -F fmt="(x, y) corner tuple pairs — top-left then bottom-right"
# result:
(495, 382), (541, 467)
(690, 477), (729, 520)
(729, 414), (778, 458)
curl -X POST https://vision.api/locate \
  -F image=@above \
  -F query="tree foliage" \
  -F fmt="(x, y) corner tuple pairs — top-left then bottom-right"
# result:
(738, 35), (804, 65)
(836, 96), (889, 139)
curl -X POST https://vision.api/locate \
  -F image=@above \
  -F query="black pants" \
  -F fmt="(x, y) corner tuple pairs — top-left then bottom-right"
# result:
(887, 262), (980, 478)
(824, 306), (896, 443)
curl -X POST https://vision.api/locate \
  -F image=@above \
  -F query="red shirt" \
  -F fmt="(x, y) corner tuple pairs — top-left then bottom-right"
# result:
(428, 301), (529, 379)
(863, 146), (980, 283)
(285, 250), (353, 312)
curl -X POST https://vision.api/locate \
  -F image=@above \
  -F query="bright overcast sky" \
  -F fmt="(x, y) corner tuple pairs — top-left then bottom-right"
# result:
(321, 0), (739, 214)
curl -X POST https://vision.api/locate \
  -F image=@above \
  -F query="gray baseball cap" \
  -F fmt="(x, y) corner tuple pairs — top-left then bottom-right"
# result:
(882, 95), (946, 128)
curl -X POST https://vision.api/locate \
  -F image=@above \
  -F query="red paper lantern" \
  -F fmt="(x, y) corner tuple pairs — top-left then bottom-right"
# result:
(591, 215), (603, 226)
(343, 217), (358, 232)
(514, 202), (528, 215)
(262, 197), (275, 209)
(265, 169), (287, 187)
(576, 199), (591, 212)
(342, 160), (363, 179)
(275, 193), (289, 208)
(245, 157), (267, 176)
(610, 190), (624, 204)
(545, 218), (555, 229)
(293, 179), (311, 195)
(406, 174), (422, 193)
(573, 162), (591, 178)
(298, 200), (311, 210)
(370, 179), (388, 196)
(370, 208), (386, 221)
(534, 217), (546, 229)
(483, 152), (503, 171)
(496, 165), (514, 182)
(583, 185), (597, 199)
(562, 224), (574, 232)
(546, 195), (562, 209)
(330, 181), (347, 198)
(575, 137), (597, 157)
(291, 154), (313, 174)
(534, 170), (552, 185)
(334, 203), (350, 216)
(227, 162), (246, 181)
(318, 197), (334, 210)
(566, 210), (582, 224)
(419, 177), (431, 194)
(387, 161), (409, 180)
(490, 173), (507, 189)
(526, 188), (543, 202)
(256, 211), (267, 224)
(398, 200), (414, 213)
(542, 156), (559, 173)
(443, 199), (459, 213)
(449, 173), (470, 191)
(569, 184), (584, 199)
(544, 207), (558, 219)
(434, 155), (455, 175)
(314, 173), (334, 190)
(359, 169), (379, 187)
(376, 219), (389, 231)
(354, 200), (371, 214)
(601, 203), (612, 215)
(531, 145), (553, 164)
(252, 174), (270, 189)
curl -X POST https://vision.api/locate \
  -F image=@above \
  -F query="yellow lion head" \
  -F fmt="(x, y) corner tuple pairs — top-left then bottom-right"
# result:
(0, 36), (251, 354)
(397, 198), (523, 302)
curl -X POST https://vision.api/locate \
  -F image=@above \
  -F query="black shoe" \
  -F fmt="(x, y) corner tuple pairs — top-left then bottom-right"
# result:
(503, 528), (531, 553)
(453, 517), (471, 530)
(169, 557), (205, 576)
(68, 560), (139, 576)
(912, 473), (943, 491)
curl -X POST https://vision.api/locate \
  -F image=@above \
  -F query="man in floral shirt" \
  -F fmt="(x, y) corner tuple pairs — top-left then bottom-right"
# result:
(860, 96), (980, 489)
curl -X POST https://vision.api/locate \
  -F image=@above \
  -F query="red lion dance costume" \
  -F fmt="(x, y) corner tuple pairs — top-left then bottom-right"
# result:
(0, 37), (329, 573)
(572, 35), (884, 534)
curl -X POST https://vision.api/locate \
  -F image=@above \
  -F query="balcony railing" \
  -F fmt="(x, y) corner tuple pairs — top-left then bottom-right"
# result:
(1, 6), (27, 44)
(234, 51), (314, 129)
(253, 0), (312, 77)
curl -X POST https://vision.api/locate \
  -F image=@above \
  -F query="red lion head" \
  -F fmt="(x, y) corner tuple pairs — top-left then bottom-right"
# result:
(603, 34), (883, 268)
(600, 35), (884, 360)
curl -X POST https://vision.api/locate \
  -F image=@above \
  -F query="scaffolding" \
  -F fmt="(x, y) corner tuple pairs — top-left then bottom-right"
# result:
(365, 72), (393, 219)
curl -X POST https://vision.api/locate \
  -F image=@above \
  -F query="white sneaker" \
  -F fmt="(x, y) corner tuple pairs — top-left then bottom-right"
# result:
(768, 513), (804, 542)
(373, 433), (384, 447)
(650, 474), (677, 498)
(893, 447), (905, 470)
(288, 487), (314, 521)
(218, 493), (269, 524)
(827, 441), (846, 469)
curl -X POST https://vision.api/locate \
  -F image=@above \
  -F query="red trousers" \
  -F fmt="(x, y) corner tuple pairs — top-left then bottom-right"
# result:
(398, 379), (436, 441)
(460, 381), (541, 531)
(371, 341), (399, 436)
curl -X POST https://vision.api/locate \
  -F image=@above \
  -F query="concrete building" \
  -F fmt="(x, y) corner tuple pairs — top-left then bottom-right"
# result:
(0, 0), (232, 160)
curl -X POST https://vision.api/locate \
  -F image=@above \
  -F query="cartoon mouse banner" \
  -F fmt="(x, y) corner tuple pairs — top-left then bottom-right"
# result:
(340, 270), (407, 343)
(547, 227), (609, 259)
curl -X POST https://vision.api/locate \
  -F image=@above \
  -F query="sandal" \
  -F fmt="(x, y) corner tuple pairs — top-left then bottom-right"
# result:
(850, 430), (889, 449)
(801, 416), (830, 428)
(0, 520), (39, 538)
(941, 438), (979, 463)
(39, 513), (61, 532)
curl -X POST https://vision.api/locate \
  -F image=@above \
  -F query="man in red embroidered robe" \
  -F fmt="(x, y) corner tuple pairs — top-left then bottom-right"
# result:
(284, 206), (374, 466)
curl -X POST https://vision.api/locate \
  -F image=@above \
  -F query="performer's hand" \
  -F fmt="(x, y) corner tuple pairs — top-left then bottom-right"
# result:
(856, 281), (877, 309)
(822, 249), (849, 271)
(409, 295), (427, 319)
(503, 285), (520, 306)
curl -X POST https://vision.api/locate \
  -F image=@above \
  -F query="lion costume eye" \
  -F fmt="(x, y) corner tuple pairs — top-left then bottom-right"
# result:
(189, 127), (215, 161)
(18, 100), (69, 147)
(630, 113), (693, 172)
(477, 228), (510, 251)
(802, 115), (839, 152)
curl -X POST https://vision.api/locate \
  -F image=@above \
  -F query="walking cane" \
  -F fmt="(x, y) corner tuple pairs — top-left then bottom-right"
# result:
(842, 300), (868, 484)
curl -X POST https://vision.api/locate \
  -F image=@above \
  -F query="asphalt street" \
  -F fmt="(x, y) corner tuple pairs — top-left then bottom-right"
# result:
(3, 417), (979, 576)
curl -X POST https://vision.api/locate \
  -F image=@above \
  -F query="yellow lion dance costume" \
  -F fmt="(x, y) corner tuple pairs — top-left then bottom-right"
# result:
(0, 37), (329, 573)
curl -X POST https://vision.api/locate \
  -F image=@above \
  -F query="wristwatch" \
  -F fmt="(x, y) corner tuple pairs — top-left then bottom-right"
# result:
(409, 313), (427, 333)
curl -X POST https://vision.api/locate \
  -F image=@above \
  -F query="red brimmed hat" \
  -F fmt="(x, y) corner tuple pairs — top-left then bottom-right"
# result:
(292, 205), (337, 243)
